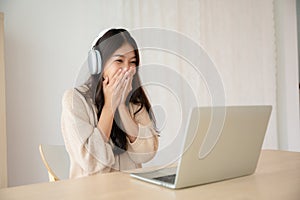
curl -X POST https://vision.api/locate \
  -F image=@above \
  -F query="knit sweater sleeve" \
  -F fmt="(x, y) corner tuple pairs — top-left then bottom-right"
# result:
(61, 89), (115, 176)
(126, 104), (159, 164)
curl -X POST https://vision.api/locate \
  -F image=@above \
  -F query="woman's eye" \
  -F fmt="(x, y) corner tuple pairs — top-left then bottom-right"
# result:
(130, 61), (137, 65)
(116, 59), (123, 63)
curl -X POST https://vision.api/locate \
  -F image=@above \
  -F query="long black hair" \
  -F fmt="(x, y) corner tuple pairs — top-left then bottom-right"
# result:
(79, 28), (154, 154)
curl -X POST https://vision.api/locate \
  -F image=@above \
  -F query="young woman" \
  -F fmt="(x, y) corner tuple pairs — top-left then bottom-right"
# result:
(61, 28), (159, 179)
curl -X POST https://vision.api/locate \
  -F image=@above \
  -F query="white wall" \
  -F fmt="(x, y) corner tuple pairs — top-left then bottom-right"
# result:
(197, 0), (278, 149)
(0, 12), (7, 188)
(275, 0), (300, 151)
(0, 0), (298, 186)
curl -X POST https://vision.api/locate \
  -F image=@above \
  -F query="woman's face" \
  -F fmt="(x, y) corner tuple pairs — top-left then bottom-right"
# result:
(103, 43), (137, 81)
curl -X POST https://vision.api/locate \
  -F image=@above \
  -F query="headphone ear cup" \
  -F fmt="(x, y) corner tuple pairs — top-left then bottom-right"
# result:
(88, 49), (102, 75)
(94, 50), (102, 74)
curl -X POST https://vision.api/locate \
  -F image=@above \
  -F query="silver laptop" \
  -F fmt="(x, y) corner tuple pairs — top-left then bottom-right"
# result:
(130, 105), (272, 189)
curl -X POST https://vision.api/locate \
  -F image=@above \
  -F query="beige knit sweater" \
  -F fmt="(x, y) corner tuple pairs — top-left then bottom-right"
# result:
(61, 85), (159, 179)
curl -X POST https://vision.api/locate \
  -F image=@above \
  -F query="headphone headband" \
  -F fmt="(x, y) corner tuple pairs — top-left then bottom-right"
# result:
(91, 26), (126, 49)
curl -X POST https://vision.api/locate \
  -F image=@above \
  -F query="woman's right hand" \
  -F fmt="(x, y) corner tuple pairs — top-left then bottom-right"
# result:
(102, 68), (129, 113)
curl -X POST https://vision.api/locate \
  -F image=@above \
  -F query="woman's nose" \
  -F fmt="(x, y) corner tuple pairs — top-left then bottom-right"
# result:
(121, 66), (129, 72)
(122, 62), (130, 71)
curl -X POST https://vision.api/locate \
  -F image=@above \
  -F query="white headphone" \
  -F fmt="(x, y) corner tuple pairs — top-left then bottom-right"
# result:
(88, 27), (125, 75)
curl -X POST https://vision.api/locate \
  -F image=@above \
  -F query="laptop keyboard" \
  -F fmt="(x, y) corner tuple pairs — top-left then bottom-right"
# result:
(153, 174), (176, 184)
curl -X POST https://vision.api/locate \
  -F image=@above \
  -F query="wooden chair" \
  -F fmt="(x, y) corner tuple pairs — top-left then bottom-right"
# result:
(39, 144), (70, 182)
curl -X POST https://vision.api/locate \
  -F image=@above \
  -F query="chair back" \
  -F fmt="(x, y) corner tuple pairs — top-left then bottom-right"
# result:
(39, 144), (70, 181)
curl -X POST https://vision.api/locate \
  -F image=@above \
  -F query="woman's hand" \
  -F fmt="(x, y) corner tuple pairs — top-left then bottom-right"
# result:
(102, 68), (130, 113)
(117, 67), (138, 142)
(119, 67), (136, 105)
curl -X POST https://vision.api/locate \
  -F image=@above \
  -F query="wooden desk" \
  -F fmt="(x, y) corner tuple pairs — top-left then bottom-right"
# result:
(0, 150), (299, 200)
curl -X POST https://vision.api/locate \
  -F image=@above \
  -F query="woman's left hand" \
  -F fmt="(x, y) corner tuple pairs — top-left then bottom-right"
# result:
(120, 67), (136, 105)
(117, 67), (138, 142)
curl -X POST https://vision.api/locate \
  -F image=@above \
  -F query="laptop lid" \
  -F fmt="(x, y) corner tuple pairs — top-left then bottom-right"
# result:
(174, 105), (272, 188)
